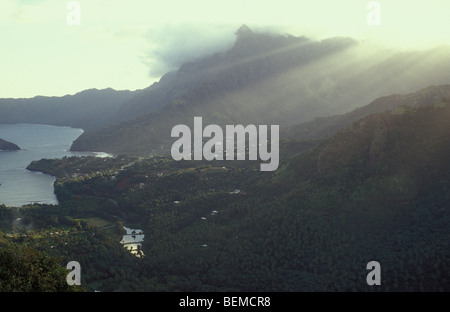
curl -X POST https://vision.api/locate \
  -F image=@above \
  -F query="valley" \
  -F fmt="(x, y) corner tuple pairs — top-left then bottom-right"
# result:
(2, 96), (450, 291)
(1, 25), (449, 292)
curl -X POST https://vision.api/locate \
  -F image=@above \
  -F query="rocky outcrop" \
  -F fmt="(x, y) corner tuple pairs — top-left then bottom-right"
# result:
(0, 138), (20, 150)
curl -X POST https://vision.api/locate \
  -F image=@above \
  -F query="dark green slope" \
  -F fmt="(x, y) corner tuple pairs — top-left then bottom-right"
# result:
(135, 98), (450, 291)
(255, 99), (450, 291)
(102, 98), (450, 291)
(12, 97), (450, 291)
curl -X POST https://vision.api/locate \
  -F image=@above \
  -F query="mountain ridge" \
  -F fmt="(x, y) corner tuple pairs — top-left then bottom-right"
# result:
(282, 84), (450, 142)
(0, 88), (140, 131)
(277, 96), (450, 188)
(70, 27), (450, 155)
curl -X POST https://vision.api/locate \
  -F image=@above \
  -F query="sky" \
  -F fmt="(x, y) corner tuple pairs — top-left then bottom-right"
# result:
(1, 0), (450, 98)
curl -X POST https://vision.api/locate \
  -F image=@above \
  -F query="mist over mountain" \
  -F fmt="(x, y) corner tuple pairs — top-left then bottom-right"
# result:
(280, 96), (450, 182)
(141, 23), (237, 78)
(108, 25), (350, 124)
(70, 26), (351, 153)
(70, 25), (450, 155)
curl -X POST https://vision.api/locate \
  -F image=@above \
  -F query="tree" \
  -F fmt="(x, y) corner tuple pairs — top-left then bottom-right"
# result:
(0, 244), (84, 292)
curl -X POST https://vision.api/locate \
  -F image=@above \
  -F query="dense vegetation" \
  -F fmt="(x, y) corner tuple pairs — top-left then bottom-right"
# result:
(1, 98), (449, 291)
(0, 229), (83, 292)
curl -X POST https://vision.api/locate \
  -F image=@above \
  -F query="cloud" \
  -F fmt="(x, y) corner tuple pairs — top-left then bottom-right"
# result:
(141, 23), (238, 78)
(0, 0), (18, 21)
(2, 0), (450, 98)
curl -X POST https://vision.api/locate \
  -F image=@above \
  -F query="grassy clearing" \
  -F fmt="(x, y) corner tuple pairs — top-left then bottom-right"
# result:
(83, 217), (111, 228)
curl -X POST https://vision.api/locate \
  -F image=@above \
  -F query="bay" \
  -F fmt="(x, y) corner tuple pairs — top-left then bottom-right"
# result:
(120, 226), (145, 258)
(0, 123), (109, 207)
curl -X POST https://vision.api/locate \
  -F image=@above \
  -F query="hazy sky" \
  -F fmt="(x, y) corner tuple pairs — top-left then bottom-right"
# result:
(1, 0), (450, 98)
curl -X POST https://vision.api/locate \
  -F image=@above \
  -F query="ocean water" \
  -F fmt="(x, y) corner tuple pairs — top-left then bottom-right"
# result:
(0, 123), (105, 207)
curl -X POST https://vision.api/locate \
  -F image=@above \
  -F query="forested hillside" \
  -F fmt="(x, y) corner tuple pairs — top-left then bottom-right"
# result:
(2, 96), (448, 291)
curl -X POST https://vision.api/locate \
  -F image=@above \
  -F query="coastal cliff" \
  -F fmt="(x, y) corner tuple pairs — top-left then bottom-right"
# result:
(0, 138), (20, 150)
